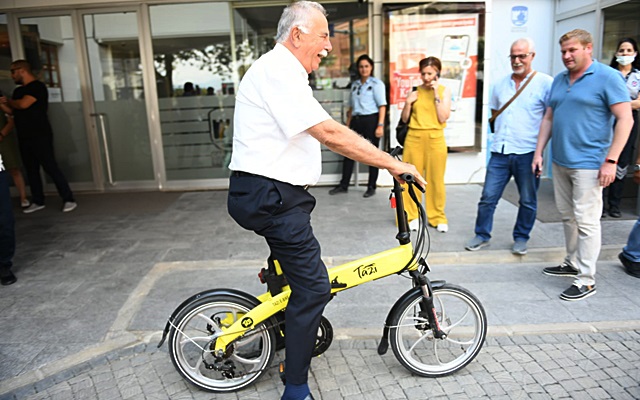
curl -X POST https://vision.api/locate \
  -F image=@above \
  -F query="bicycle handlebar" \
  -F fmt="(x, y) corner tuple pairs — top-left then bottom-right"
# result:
(390, 146), (425, 194)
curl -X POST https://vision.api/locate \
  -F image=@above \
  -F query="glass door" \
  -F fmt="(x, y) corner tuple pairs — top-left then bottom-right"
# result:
(81, 10), (155, 189)
(16, 14), (94, 189)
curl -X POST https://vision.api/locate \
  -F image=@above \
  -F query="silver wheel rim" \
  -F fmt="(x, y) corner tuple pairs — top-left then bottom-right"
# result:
(394, 289), (485, 375)
(171, 301), (272, 391)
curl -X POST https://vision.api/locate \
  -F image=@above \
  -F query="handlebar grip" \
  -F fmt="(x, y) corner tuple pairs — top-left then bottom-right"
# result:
(402, 173), (426, 193)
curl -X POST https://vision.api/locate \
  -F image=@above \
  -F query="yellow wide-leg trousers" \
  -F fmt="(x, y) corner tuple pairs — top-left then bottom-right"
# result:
(401, 128), (448, 226)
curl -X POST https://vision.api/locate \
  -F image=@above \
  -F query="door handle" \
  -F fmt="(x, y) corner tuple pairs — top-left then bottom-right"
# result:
(90, 113), (114, 185)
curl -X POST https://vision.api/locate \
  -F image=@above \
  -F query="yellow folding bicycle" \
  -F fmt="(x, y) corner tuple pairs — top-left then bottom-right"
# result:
(158, 147), (487, 393)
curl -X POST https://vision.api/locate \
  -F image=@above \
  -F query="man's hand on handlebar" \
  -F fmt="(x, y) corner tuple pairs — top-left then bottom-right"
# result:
(389, 163), (426, 192)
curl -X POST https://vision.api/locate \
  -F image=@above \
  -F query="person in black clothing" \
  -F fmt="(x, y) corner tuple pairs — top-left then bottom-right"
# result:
(0, 60), (76, 214)
(603, 38), (640, 218)
(0, 152), (17, 285)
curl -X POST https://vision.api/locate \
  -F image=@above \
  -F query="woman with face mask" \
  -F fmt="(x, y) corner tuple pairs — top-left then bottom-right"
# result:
(603, 38), (640, 218)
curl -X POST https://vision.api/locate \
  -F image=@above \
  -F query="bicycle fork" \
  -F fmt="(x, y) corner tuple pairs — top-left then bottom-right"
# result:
(412, 269), (447, 339)
(377, 269), (447, 355)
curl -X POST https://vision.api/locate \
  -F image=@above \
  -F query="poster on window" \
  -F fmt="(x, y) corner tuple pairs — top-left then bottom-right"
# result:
(389, 13), (478, 148)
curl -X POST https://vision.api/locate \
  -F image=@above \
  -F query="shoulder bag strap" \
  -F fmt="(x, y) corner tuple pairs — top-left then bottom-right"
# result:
(489, 71), (537, 124)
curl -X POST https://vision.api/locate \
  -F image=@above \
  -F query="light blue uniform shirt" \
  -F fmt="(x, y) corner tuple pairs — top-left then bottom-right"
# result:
(349, 76), (387, 115)
(625, 68), (640, 100)
(549, 60), (630, 169)
(490, 71), (553, 154)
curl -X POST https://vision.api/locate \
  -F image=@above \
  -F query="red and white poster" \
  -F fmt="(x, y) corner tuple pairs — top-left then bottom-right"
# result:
(389, 13), (479, 148)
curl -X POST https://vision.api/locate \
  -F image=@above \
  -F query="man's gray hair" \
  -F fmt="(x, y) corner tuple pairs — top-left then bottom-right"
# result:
(512, 37), (535, 53)
(275, 1), (327, 43)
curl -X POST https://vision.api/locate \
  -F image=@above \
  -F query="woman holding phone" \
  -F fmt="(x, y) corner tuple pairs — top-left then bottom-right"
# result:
(401, 56), (452, 232)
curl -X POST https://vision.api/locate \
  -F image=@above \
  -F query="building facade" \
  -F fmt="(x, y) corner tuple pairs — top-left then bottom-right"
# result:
(0, 0), (637, 193)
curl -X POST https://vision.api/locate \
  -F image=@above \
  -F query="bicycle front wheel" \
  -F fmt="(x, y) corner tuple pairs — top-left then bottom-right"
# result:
(168, 295), (276, 392)
(389, 284), (487, 377)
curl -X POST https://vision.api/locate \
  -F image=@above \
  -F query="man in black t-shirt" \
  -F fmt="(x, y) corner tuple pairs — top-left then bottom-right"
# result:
(0, 60), (76, 213)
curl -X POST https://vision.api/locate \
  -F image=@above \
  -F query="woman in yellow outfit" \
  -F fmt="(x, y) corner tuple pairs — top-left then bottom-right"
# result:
(401, 57), (452, 232)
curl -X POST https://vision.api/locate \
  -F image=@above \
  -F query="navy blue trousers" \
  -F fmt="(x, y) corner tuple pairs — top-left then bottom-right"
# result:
(227, 174), (331, 385)
(0, 171), (15, 278)
(339, 114), (380, 190)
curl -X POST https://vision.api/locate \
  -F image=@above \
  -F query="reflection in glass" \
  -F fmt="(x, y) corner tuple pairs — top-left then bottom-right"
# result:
(17, 15), (93, 183)
(150, 3), (248, 180)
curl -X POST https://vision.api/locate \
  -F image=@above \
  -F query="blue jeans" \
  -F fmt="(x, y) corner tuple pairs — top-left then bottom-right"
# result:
(474, 152), (539, 241)
(623, 217), (640, 262)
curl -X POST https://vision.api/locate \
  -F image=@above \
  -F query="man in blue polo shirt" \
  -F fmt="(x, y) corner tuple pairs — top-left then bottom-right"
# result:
(532, 29), (633, 301)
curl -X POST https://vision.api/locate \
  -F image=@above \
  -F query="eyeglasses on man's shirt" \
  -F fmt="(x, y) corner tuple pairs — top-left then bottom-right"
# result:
(508, 53), (532, 61)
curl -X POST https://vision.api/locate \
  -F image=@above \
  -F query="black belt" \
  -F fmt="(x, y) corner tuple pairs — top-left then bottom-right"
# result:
(231, 171), (310, 191)
(351, 113), (377, 120)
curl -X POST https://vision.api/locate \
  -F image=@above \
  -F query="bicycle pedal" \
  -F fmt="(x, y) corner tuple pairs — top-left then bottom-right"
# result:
(279, 361), (286, 386)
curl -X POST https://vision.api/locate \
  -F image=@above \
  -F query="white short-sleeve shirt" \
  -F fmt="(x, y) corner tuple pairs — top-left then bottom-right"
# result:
(229, 43), (332, 186)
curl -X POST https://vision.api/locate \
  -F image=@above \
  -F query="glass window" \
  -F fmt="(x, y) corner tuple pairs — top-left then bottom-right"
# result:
(151, 2), (241, 181)
(384, 2), (486, 152)
(602, 2), (640, 63)
(0, 15), (13, 95)
(151, 2), (368, 182)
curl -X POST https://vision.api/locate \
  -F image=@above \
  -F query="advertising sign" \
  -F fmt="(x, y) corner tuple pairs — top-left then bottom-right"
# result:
(389, 13), (479, 148)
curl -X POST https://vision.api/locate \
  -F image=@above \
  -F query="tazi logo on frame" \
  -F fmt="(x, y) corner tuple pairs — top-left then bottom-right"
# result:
(354, 263), (377, 279)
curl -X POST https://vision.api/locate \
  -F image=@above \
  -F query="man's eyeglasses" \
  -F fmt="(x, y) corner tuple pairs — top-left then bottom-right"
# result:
(508, 53), (532, 61)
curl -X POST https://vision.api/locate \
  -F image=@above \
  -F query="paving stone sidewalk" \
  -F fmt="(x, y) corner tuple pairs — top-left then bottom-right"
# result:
(2, 331), (639, 400)
(1, 185), (639, 399)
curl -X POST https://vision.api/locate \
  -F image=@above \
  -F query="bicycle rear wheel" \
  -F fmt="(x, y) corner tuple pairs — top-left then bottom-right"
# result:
(168, 295), (276, 392)
(389, 284), (486, 377)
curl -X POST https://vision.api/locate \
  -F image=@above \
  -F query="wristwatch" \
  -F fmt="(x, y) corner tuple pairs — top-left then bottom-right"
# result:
(634, 164), (640, 172)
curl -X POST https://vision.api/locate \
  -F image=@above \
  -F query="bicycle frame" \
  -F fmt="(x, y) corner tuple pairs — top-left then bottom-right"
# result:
(212, 173), (418, 351)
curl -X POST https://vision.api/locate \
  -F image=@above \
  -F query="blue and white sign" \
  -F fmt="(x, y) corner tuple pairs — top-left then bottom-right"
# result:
(511, 6), (528, 27)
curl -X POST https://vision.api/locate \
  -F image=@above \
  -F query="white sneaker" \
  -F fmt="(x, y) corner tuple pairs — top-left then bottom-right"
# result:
(409, 219), (420, 231)
(21, 199), (31, 208)
(62, 202), (77, 213)
(23, 203), (45, 214)
(436, 223), (448, 233)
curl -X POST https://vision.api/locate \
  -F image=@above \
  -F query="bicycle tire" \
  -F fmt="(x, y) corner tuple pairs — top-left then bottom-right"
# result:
(168, 295), (276, 392)
(388, 284), (487, 377)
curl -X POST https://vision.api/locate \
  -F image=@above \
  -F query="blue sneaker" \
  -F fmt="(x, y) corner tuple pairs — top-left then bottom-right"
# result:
(511, 241), (527, 255)
(464, 236), (489, 251)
